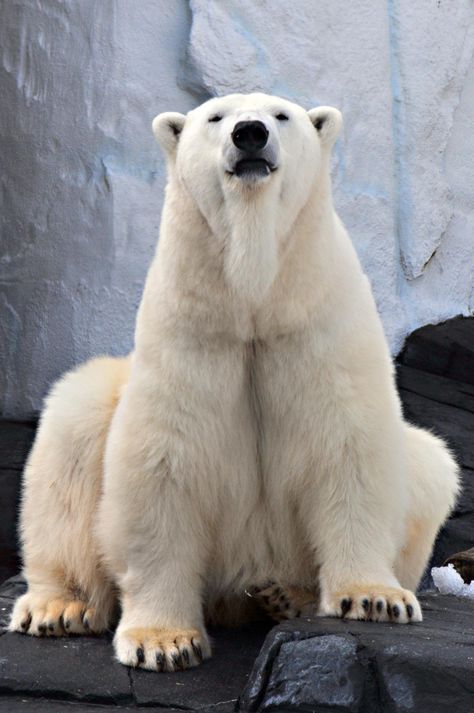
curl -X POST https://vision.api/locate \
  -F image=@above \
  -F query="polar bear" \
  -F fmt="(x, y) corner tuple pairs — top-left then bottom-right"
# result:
(10, 93), (459, 672)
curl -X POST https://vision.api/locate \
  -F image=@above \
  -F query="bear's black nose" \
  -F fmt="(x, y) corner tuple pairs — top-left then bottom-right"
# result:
(231, 121), (269, 152)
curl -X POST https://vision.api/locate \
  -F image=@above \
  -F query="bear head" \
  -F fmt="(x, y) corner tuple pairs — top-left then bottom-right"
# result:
(152, 93), (342, 304)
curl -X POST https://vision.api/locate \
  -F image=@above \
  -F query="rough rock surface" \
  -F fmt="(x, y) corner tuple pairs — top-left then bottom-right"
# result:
(0, 316), (473, 711)
(0, 420), (36, 582)
(240, 593), (474, 713)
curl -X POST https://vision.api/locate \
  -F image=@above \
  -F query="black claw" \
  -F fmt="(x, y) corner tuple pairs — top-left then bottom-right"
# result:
(156, 652), (165, 671)
(20, 615), (31, 632)
(406, 603), (414, 619)
(376, 600), (384, 614)
(392, 604), (400, 619)
(136, 647), (145, 665)
(386, 604), (392, 618)
(191, 639), (203, 663)
(64, 619), (71, 630)
(59, 614), (66, 633)
(341, 598), (352, 617)
(182, 648), (190, 666)
(48, 623), (55, 632)
(172, 652), (184, 671)
(38, 623), (47, 635)
(83, 618), (90, 632)
(362, 598), (370, 613)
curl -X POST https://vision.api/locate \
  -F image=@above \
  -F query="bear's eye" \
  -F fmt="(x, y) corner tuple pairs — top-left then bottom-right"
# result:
(209, 115), (222, 123)
(276, 113), (289, 121)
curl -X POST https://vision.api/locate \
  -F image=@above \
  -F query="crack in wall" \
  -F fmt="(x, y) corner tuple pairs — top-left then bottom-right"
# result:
(387, 0), (412, 283)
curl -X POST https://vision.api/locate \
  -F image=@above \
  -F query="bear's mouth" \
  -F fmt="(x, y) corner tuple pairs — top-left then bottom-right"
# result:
(232, 158), (277, 178)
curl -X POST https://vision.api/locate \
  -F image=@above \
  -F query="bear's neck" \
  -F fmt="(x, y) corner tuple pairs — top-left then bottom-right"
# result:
(139, 169), (342, 341)
(220, 178), (282, 306)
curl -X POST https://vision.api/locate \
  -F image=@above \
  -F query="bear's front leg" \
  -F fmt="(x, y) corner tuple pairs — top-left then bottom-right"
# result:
(111, 475), (211, 671)
(114, 492), (211, 671)
(304, 444), (422, 625)
(100, 407), (213, 671)
(109, 479), (211, 670)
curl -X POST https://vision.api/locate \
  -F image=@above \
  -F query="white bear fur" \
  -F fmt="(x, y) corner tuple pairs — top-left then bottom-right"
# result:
(10, 93), (459, 671)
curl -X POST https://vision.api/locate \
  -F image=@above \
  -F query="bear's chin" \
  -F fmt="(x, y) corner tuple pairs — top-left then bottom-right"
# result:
(222, 178), (280, 305)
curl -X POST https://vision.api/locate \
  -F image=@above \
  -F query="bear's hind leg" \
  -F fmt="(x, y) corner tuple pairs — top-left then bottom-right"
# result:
(9, 567), (113, 636)
(10, 356), (130, 637)
(395, 425), (460, 592)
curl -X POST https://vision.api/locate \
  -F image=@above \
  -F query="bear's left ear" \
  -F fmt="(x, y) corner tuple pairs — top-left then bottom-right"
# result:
(308, 106), (342, 148)
(152, 112), (186, 156)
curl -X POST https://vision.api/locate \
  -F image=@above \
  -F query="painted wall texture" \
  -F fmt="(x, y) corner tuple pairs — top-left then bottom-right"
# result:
(1, 0), (473, 417)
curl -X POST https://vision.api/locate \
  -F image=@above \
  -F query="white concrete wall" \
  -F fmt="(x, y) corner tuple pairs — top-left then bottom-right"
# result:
(1, 0), (473, 417)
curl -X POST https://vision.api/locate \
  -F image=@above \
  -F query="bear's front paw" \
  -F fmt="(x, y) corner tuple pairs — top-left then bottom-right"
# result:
(114, 626), (211, 671)
(319, 585), (422, 624)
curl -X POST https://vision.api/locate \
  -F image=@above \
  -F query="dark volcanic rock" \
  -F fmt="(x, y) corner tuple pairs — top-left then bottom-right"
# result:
(0, 420), (35, 583)
(399, 388), (474, 470)
(432, 513), (474, 572)
(397, 363), (474, 414)
(398, 316), (474, 386)
(0, 632), (132, 705)
(0, 701), (142, 712)
(255, 634), (366, 712)
(0, 586), (131, 706)
(0, 469), (22, 583)
(240, 593), (474, 713)
(0, 420), (36, 471)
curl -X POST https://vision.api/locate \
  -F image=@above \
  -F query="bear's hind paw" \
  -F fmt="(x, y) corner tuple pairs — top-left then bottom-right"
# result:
(9, 593), (104, 636)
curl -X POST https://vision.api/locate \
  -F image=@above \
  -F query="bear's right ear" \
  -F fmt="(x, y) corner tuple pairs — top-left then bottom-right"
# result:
(152, 112), (186, 156)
